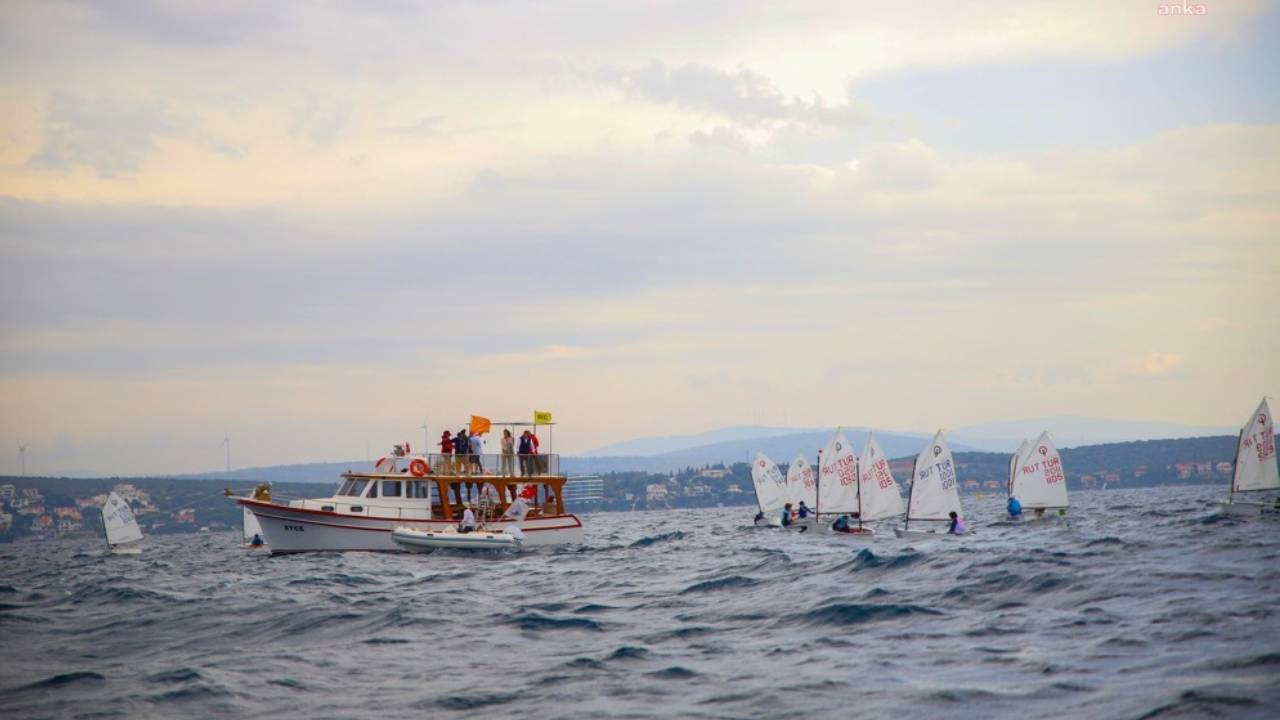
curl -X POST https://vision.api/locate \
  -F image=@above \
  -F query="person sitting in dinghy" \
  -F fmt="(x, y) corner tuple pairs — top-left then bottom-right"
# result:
(796, 501), (811, 521)
(1007, 496), (1022, 519)
(832, 514), (857, 533)
(458, 505), (477, 534)
(780, 503), (794, 527)
(947, 511), (967, 535)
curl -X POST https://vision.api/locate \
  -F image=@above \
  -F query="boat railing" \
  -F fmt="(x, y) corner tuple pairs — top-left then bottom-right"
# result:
(371, 452), (560, 478)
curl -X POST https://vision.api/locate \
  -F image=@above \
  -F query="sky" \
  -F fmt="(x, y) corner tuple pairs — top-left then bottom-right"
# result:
(1, 0), (1278, 475)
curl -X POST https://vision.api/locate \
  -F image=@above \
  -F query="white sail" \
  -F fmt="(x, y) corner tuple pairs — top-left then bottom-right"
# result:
(817, 429), (859, 514)
(1010, 431), (1069, 508)
(751, 452), (789, 514)
(243, 506), (264, 542)
(858, 433), (904, 522)
(1233, 398), (1279, 493)
(906, 431), (963, 521)
(786, 453), (818, 508)
(103, 492), (143, 547)
(1008, 438), (1031, 496)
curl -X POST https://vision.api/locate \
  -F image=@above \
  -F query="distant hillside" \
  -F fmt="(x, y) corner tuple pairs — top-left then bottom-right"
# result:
(583, 426), (822, 457)
(950, 416), (1235, 451)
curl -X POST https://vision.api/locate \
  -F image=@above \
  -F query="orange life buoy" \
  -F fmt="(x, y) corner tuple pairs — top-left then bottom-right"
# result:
(409, 458), (429, 477)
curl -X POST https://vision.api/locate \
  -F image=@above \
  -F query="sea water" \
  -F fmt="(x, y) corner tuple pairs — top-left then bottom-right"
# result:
(1, 485), (1277, 719)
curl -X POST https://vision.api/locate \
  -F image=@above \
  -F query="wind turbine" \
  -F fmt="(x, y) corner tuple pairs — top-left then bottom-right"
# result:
(19, 445), (26, 476)
(223, 434), (231, 473)
(419, 418), (429, 455)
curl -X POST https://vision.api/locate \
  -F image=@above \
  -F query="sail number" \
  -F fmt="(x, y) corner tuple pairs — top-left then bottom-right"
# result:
(283, 525), (305, 532)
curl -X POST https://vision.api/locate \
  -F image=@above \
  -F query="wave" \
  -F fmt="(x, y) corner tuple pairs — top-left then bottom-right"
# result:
(17, 671), (106, 690)
(629, 531), (686, 547)
(679, 575), (759, 594)
(786, 602), (942, 627)
(848, 548), (925, 572)
(1134, 689), (1260, 720)
(646, 666), (699, 679)
(431, 692), (521, 711)
(607, 645), (650, 661)
(504, 613), (604, 632)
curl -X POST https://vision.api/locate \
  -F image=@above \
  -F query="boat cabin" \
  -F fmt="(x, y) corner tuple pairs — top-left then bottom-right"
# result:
(288, 452), (566, 522)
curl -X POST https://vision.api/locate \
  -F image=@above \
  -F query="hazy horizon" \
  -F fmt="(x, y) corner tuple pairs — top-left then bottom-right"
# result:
(1, 1), (1277, 475)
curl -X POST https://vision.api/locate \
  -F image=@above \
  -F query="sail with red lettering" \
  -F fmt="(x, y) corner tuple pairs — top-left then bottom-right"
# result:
(750, 452), (789, 516)
(1010, 432), (1068, 509)
(1233, 398), (1279, 493)
(817, 429), (859, 514)
(786, 453), (818, 509)
(905, 431), (962, 521)
(859, 433), (904, 522)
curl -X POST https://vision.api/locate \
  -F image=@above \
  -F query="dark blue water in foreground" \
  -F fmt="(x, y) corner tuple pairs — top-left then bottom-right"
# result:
(1, 485), (1278, 719)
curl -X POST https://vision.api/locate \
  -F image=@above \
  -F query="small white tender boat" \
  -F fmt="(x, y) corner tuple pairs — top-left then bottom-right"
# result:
(391, 525), (524, 553)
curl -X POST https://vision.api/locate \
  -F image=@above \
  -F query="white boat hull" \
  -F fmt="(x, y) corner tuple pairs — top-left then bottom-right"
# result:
(109, 542), (142, 555)
(830, 527), (875, 539)
(894, 527), (967, 539)
(240, 499), (584, 554)
(1219, 498), (1280, 517)
(392, 527), (520, 552)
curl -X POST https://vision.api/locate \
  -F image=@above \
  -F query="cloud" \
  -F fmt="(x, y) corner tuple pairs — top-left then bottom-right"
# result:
(1141, 352), (1184, 375)
(602, 60), (870, 130)
(25, 94), (179, 177)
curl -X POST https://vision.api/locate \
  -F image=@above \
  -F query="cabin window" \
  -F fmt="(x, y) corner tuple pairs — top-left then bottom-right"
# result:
(336, 480), (353, 496)
(383, 480), (402, 498)
(366, 482), (378, 499)
(409, 481), (431, 499)
(343, 480), (368, 497)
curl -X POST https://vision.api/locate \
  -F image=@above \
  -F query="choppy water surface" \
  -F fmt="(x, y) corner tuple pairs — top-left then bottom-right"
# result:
(1, 485), (1278, 719)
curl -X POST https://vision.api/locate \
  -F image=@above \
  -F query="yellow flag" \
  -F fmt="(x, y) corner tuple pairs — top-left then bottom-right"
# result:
(469, 415), (491, 435)
(533, 410), (553, 425)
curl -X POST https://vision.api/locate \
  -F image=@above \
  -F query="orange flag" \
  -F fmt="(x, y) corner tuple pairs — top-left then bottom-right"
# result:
(469, 415), (491, 435)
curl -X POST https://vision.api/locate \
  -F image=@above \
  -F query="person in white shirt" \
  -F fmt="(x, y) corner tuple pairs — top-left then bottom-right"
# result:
(469, 433), (485, 474)
(459, 506), (477, 533)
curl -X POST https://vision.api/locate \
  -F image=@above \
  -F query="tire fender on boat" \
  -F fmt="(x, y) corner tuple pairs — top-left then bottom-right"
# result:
(409, 458), (429, 477)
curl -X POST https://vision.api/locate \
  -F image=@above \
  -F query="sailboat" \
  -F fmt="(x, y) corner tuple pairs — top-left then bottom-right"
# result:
(1008, 431), (1069, 521)
(102, 491), (143, 555)
(831, 432), (905, 538)
(786, 452), (818, 527)
(750, 452), (788, 526)
(894, 430), (967, 539)
(816, 428), (859, 527)
(1219, 397), (1279, 516)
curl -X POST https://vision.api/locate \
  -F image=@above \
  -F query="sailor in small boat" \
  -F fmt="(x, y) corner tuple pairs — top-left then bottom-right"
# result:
(1007, 496), (1022, 519)
(831, 512), (860, 533)
(458, 505), (477, 534)
(947, 511), (966, 535)
(780, 503), (794, 527)
(796, 501), (811, 521)
(249, 533), (264, 547)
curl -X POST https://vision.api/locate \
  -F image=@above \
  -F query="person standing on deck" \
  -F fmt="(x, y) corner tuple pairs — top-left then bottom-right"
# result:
(500, 429), (516, 476)
(455, 429), (470, 476)
(518, 430), (534, 476)
(470, 431), (485, 474)
(438, 431), (454, 474)
(530, 429), (542, 474)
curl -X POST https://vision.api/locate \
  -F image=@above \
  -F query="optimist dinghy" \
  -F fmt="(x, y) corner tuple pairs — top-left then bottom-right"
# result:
(1219, 398), (1280, 517)
(894, 431), (970, 539)
(391, 525), (525, 552)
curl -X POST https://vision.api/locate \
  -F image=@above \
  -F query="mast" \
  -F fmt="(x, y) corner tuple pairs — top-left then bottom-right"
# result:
(1230, 425), (1245, 500)
(856, 432), (864, 530)
(904, 451), (919, 531)
(815, 448), (822, 518)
